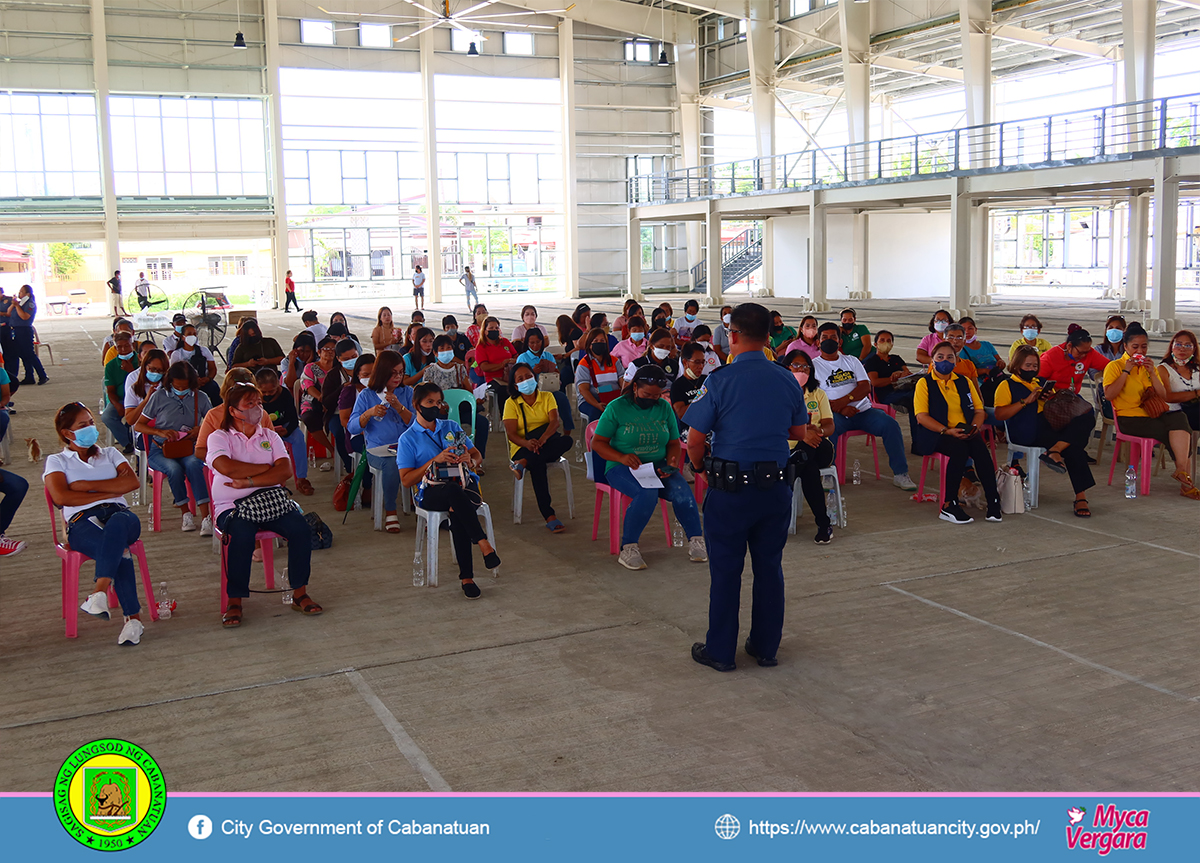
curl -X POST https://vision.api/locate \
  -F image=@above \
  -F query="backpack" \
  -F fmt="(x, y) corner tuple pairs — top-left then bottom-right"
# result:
(304, 511), (334, 550)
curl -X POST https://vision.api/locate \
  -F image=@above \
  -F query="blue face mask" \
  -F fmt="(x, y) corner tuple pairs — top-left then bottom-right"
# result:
(933, 359), (956, 375)
(71, 425), (100, 448)
(516, 377), (538, 395)
(436, 350), (454, 364)
(118, 351), (134, 361)
(630, 332), (645, 342)
(174, 325), (184, 333)
(146, 371), (163, 382)
(173, 387), (190, 397)
(1022, 327), (1039, 340)
(341, 358), (357, 371)
(1106, 328), (1124, 344)
(684, 313), (697, 322)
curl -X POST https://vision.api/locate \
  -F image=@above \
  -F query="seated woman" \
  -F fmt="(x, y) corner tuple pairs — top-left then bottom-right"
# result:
(255, 366), (311, 495)
(398, 382), (499, 599)
(623, 327), (679, 386)
(783, 315), (821, 359)
(913, 341), (1002, 524)
(328, 312), (362, 353)
(1009, 314), (1053, 364)
(474, 316), (518, 401)
(1158, 329), (1200, 432)
(423, 334), (490, 463)
(958, 316), (1006, 405)
(44, 403), (145, 645)
(299, 335), (337, 460)
(690, 325), (722, 375)
(132, 361), (213, 535)
(1039, 327), (1109, 394)
(768, 310), (798, 357)
(590, 364), (706, 571)
(206, 383), (322, 627)
(515, 327), (574, 433)
(348, 351), (414, 532)
(504, 363), (574, 534)
(575, 326), (625, 425)
(1102, 323), (1199, 499)
(195, 368), (267, 460)
(782, 351), (836, 544)
(916, 309), (955, 365)
(121, 347), (168, 435)
(371, 306), (398, 355)
(1097, 315), (1127, 362)
(321, 338), (360, 475)
(168, 323), (221, 406)
(995, 345), (1096, 517)
(400, 327), (435, 387)
(339, 354), (375, 505)
(863, 329), (912, 408)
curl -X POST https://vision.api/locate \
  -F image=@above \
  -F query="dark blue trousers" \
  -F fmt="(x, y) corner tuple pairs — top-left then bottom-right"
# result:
(702, 482), (792, 666)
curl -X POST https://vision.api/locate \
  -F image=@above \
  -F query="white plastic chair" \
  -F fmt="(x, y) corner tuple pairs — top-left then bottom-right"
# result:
(370, 465), (412, 530)
(1004, 423), (1045, 510)
(415, 502), (496, 587)
(513, 457), (575, 524)
(789, 466), (845, 534)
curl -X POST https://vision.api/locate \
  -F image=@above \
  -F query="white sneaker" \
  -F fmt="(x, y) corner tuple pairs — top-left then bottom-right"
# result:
(80, 591), (110, 619)
(118, 617), (144, 646)
(893, 473), (918, 491)
(0, 534), (27, 556)
(618, 543), (647, 571)
(199, 516), (213, 536)
(181, 511), (196, 532)
(688, 536), (708, 562)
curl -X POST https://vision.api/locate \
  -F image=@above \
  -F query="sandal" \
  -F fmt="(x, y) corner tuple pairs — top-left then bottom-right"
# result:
(1040, 452), (1068, 474)
(296, 477), (314, 495)
(385, 514), (401, 534)
(1181, 485), (1200, 500)
(222, 603), (242, 628)
(545, 517), (566, 534)
(291, 593), (323, 615)
(1073, 498), (1091, 518)
(1170, 468), (1194, 486)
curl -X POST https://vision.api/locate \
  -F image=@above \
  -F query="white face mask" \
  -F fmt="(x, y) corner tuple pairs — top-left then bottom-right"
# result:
(359, 376), (371, 388)
(184, 335), (198, 347)
(722, 314), (731, 325)
(652, 347), (671, 360)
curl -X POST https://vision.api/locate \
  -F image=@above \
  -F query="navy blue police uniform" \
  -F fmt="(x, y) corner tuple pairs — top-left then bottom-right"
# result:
(683, 349), (808, 668)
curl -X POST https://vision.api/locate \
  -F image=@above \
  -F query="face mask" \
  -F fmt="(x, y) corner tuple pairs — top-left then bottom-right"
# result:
(684, 313), (696, 322)
(771, 325), (783, 334)
(359, 376), (371, 388)
(652, 347), (671, 360)
(71, 425), (100, 448)
(17, 295), (29, 305)
(341, 358), (357, 371)
(118, 351), (134, 361)
(417, 404), (442, 422)
(1022, 327), (1039, 340)
(234, 405), (264, 424)
(446, 328), (457, 336)
(486, 331), (499, 341)
(174, 325), (183, 333)
(841, 321), (854, 331)
(1106, 328), (1125, 344)
(722, 314), (731, 325)
(1016, 368), (1037, 381)
(933, 359), (956, 375)
(524, 317), (536, 326)
(184, 335), (198, 347)
(933, 320), (949, 333)
(173, 387), (190, 397)
(420, 347), (431, 356)
(590, 343), (609, 358)
(875, 342), (892, 355)
(793, 371), (809, 387)
(819, 338), (839, 355)
(436, 350), (454, 364)
(630, 331), (645, 342)
(684, 367), (699, 380)
(516, 377), (538, 395)
(965, 335), (978, 344)
(634, 396), (658, 410)
(802, 327), (817, 340)
(145, 371), (163, 383)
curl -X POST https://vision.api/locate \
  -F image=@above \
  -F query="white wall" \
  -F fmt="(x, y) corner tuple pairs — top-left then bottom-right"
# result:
(771, 215), (808, 298)
(867, 212), (950, 300)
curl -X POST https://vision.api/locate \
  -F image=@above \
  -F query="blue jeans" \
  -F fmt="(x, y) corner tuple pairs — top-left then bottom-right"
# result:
(831, 407), (909, 477)
(216, 506), (311, 599)
(0, 409), (8, 445)
(464, 284), (478, 311)
(280, 427), (308, 479)
(101, 402), (133, 450)
(448, 398), (490, 458)
(0, 468), (29, 534)
(147, 444), (210, 508)
(67, 506), (142, 615)
(579, 400), (604, 426)
(604, 464), (702, 547)
(551, 389), (575, 433)
(366, 450), (401, 512)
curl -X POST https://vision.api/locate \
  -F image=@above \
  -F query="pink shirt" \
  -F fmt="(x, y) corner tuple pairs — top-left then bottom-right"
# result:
(784, 338), (820, 359)
(611, 338), (647, 367)
(205, 425), (290, 517)
(917, 332), (943, 357)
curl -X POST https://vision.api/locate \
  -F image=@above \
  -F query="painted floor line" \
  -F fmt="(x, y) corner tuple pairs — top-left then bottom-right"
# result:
(345, 670), (451, 792)
(1024, 511), (1200, 559)
(886, 585), (1199, 704)
(881, 542), (1133, 586)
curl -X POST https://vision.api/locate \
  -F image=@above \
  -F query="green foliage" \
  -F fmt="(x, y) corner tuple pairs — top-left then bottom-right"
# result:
(48, 242), (85, 279)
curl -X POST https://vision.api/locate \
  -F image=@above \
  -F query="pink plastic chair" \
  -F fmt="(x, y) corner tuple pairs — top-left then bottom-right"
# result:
(145, 434), (198, 532)
(1107, 414), (1156, 496)
(834, 429), (880, 483)
(45, 489), (158, 638)
(585, 421), (672, 555)
(916, 452), (951, 509)
(676, 446), (707, 506)
(868, 393), (897, 419)
(202, 468), (282, 611)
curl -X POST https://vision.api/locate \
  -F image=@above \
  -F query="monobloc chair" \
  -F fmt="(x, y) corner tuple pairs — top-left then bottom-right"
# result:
(1106, 415), (1157, 497)
(585, 421), (672, 555)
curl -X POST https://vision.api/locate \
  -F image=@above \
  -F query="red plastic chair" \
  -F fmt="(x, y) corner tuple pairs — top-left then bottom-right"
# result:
(1107, 414), (1156, 496)
(45, 489), (158, 638)
(585, 421), (672, 555)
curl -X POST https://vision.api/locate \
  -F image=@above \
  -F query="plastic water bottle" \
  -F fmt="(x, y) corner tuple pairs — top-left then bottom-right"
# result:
(412, 550), (426, 587)
(156, 582), (171, 619)
(826, 491), (840, 524)
(1124, 465), (1138, 499)
(280, 568), (293, 605)
(575, 439), (585, 463)
(851, 459), (862, 485)
(672, 519), (685, 548)
(1022, 477), (1033, 510)
(308, 449), (316, 468)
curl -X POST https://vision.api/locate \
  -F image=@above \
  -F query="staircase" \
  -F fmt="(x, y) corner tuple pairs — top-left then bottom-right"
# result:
(691, 225), (763, 293)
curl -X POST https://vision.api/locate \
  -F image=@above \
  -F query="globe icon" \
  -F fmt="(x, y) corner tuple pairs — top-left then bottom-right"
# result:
(714, 814), (740, 840)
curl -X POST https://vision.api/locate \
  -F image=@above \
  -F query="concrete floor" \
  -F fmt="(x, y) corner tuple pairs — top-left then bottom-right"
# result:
(1, 295), (1197, 792)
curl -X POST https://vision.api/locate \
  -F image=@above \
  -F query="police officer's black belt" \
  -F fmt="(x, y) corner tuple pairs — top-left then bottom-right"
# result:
(704, 457), (796, 491)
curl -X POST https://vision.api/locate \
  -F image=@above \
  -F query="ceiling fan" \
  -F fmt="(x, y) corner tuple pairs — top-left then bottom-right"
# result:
(318, 1), (576, 46)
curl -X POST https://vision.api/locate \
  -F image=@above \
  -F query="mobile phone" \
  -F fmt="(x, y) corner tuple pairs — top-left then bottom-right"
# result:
(1039, 379), (1056, 395)
(956, 422), (977, 436)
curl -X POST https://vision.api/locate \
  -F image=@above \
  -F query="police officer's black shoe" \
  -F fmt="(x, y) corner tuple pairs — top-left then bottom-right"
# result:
(691, 642), (735, 672)
(744, 639), (778, 667)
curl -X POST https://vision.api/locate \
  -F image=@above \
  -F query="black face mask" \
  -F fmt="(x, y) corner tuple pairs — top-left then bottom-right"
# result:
(819, 338), (840, 354)
(634, 396), (657, 410)
(841, 322), (854, 331)
(417, 405), (442, 422)
(486, 331), (499, 341)
(590, 343), (609, 357)
(1016, 368), (1037, 382)
(771, 325), (782, 333)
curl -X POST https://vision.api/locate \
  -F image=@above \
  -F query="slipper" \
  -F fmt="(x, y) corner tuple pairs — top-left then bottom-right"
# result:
(1039, 452), (1068, 474)
(385, 514), (402, 533)
(510, 461), (525, 480)
(545, 518), (566, 534)
(291, 593), (323, 615)
(1073, 498), (1091, 517)
(222, 604), (242, 628)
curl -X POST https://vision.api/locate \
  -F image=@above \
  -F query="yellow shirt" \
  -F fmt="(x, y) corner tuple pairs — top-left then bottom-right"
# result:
(502, 390), (558, 458)
(803, 386), (833, 424)
(1008, 336), (1053, 364)
(1102, 354), (1152, 418)
(914, 373), (984, 428)
(994, 376), (1044, 414)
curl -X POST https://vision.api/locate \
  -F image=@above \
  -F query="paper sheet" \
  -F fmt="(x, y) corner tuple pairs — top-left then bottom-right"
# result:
(472, 382), (489, 400)
(631, 462), (663, 489)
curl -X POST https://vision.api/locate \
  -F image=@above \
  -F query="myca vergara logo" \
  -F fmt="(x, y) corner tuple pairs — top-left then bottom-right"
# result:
(54, 739), (166, 851)
(1065, 804), (1149, 856)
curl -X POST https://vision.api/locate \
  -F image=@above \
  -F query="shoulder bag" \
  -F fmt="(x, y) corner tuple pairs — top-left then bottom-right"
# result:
(232, 486), (297, 523)
(1043, 389), (1093, 430)
(161, 391), (199, 459)
(1139, 386), (1168, 419)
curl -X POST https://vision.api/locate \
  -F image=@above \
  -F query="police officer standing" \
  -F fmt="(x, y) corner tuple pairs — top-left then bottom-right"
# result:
(682, 302), (809, 671)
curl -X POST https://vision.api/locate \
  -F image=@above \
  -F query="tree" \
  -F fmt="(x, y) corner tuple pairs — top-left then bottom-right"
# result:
(48, 242), (85, 280)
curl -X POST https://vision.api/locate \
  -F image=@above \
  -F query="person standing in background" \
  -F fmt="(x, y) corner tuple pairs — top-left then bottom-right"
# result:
(283, 269), (300, 313)
(0, 289), (16, 402)
(9, 285), (48, 385)
(134, 272), (152, 310)
(107, 270), (126, 318)
(459, 266), (478, 313)
(412, 265), (426, 311)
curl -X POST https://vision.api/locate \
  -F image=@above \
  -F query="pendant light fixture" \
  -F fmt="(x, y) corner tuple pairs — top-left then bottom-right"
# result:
(234, 0), (248, 48)
(467, 41), (479, 55)
(657, 0), (670, 66)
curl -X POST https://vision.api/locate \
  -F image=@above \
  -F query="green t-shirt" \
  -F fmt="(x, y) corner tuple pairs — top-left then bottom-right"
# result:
(594, 396), (679, 475)
(840, 323), (871, 357)
(103, 356), (135, 406)
(769, 326), (798, 352)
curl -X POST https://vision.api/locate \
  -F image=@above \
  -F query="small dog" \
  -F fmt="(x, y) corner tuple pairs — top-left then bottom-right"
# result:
(25, 438), (41, 463)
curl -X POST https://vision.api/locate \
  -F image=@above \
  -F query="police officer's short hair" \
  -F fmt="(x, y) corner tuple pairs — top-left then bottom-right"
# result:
(728, 303), (771, 342)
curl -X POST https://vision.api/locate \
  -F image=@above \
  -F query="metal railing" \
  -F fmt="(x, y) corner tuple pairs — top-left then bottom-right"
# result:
(691, 224), (763, 291)
(628, 93), (1200, 205)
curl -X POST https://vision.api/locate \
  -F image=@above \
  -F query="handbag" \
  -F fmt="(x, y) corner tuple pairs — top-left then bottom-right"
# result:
(333, 474), (352, 512)
(304, 511), (333, 549)
(538, 372), (561, 392)
(160, 391), (199, 459)
(1042, 389), (1093, 430)
(232, 486), (297, 523)
(1140, 387), (1169, 419)
(996, 469), (1025, 514)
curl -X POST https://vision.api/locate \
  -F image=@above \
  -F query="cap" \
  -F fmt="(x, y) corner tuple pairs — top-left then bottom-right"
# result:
(631, 364), (671, 388)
